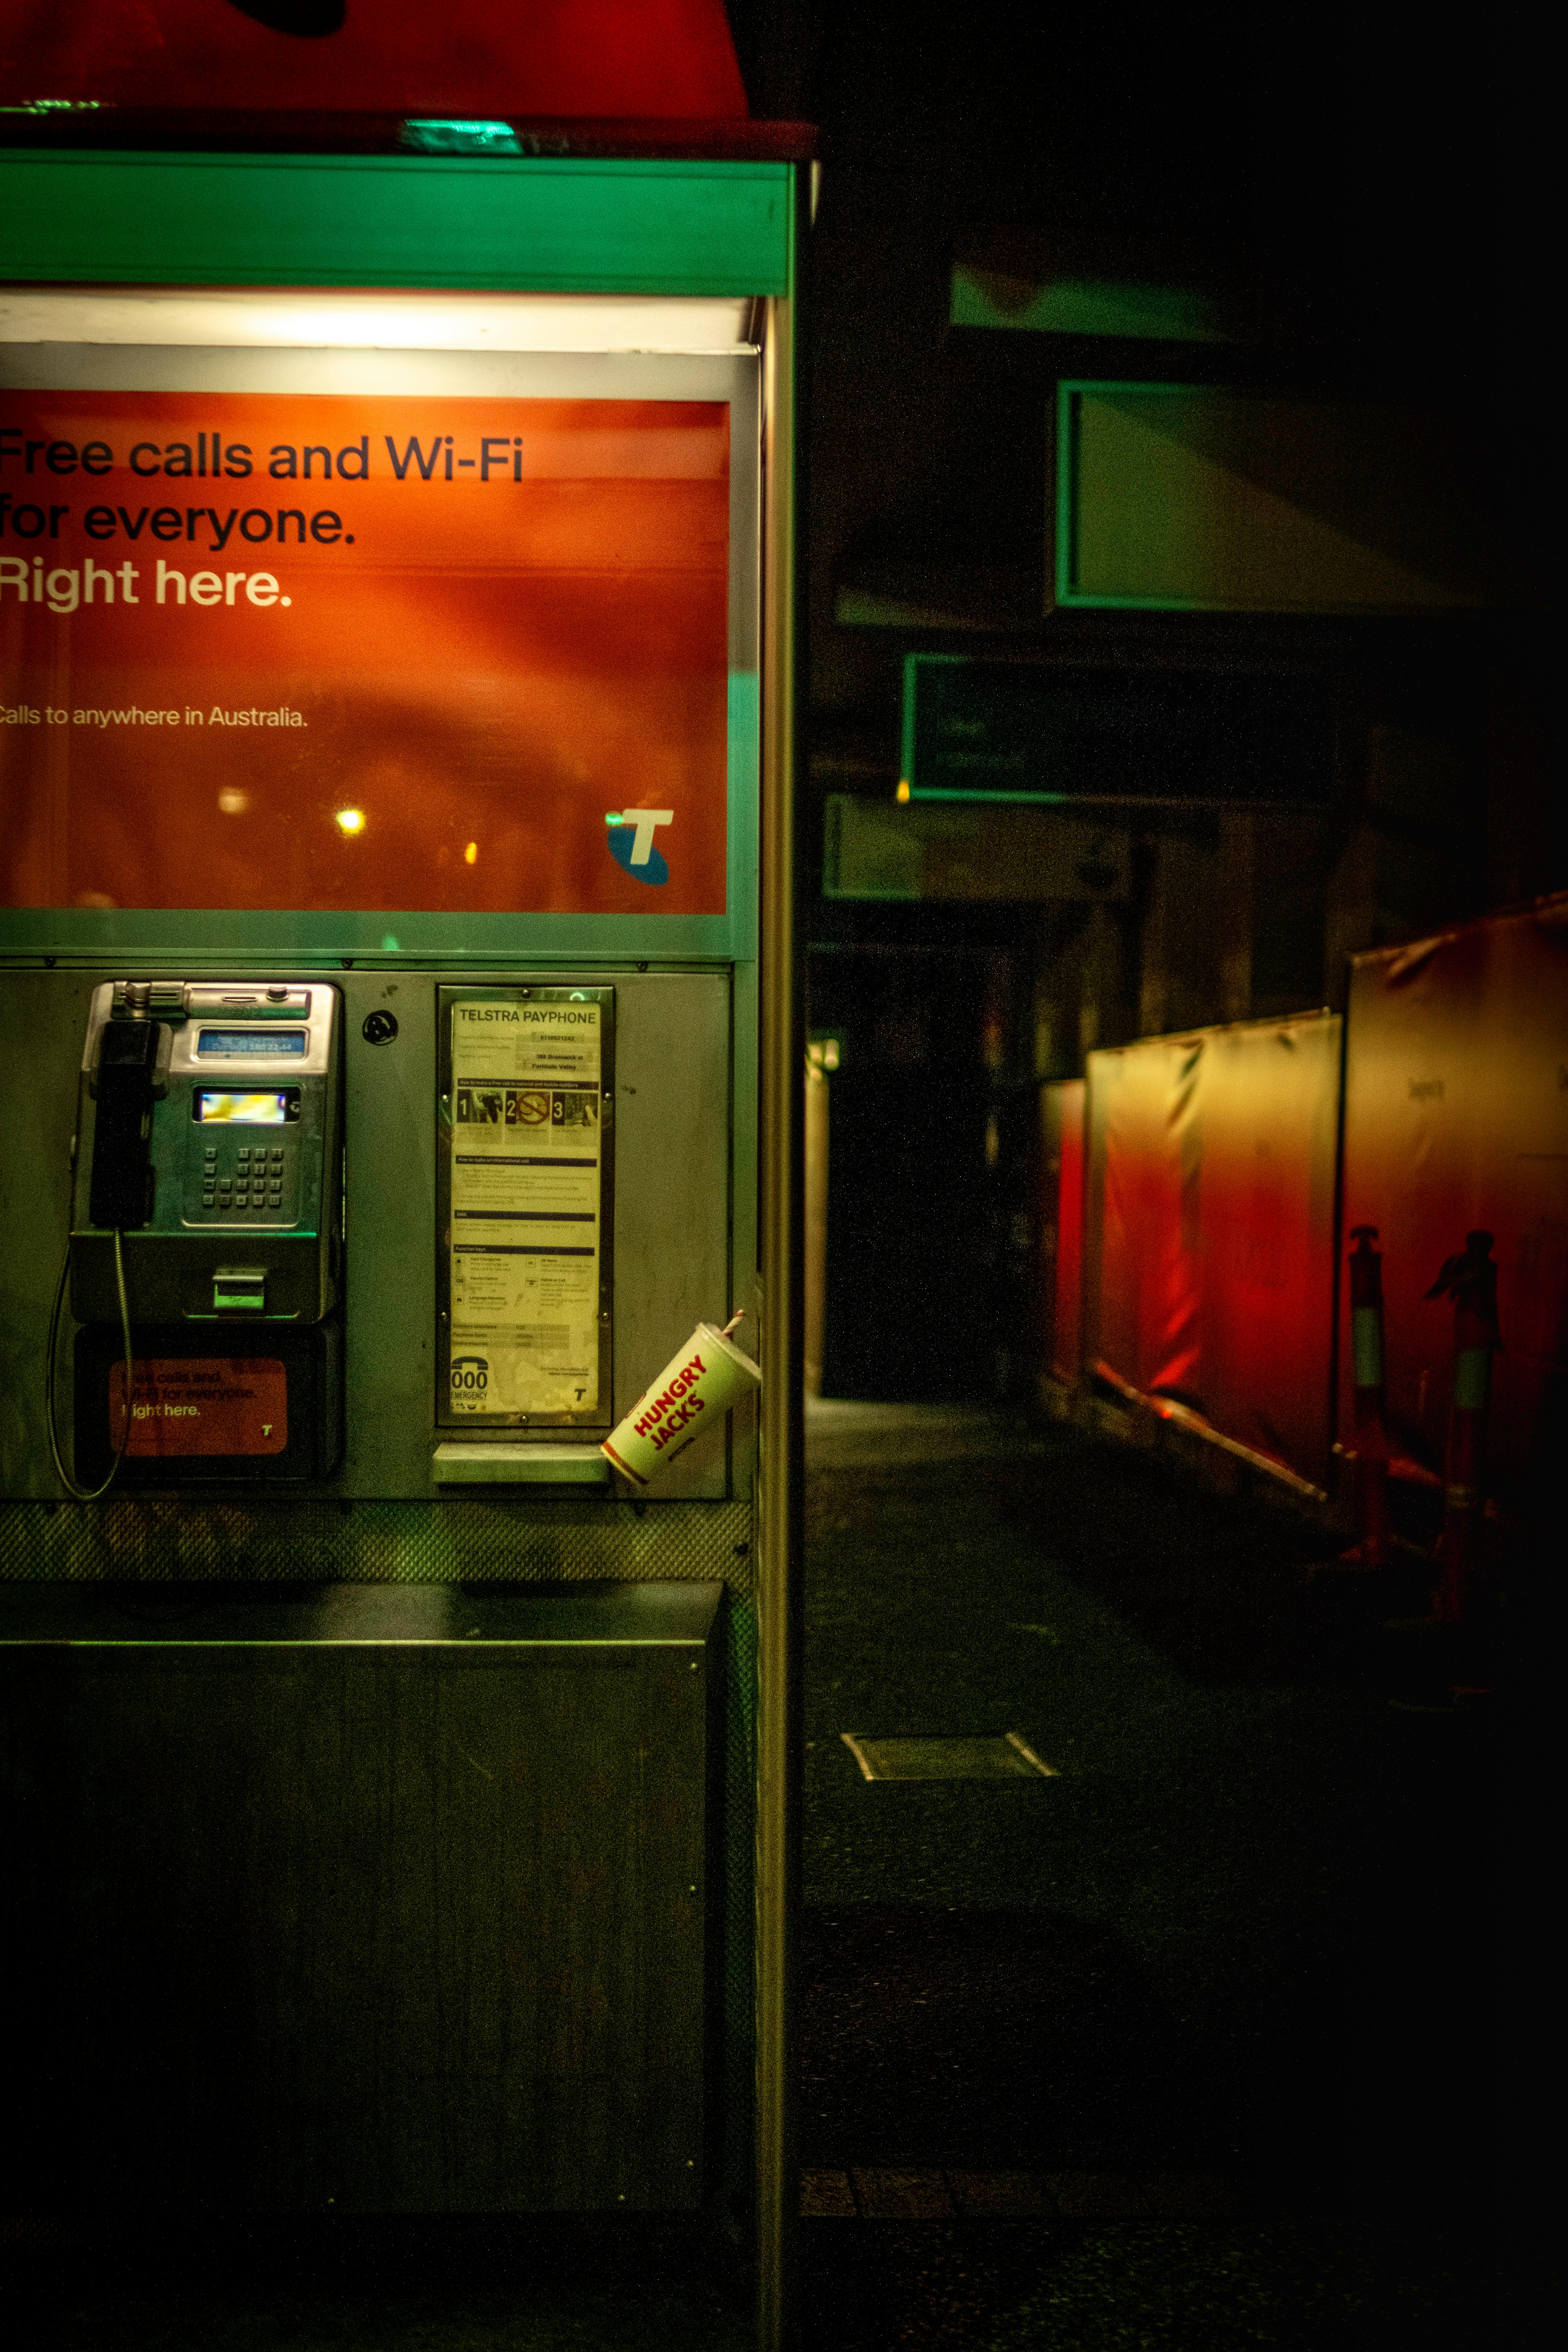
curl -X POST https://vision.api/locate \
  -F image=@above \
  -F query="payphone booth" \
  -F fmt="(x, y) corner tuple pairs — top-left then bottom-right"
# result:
(0, 142), (802, 2338)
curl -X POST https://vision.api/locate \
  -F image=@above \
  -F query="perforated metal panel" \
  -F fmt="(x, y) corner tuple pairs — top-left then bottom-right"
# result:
(0, 1493), (749, 1589)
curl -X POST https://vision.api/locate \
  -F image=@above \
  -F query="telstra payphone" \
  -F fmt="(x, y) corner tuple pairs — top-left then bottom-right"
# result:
(63, 976), (342, 1487)
(0, 174), (799, 2303)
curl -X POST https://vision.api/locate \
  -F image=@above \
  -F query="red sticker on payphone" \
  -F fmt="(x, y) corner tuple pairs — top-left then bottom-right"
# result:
(108, 1360), (288, 1455)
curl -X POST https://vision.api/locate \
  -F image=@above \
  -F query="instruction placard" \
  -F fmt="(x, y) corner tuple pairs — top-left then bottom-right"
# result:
(445, 993), (610, 1420)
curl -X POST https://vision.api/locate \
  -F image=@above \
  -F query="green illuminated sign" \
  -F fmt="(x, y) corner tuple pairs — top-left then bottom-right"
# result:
(900, 655), (1333, 807)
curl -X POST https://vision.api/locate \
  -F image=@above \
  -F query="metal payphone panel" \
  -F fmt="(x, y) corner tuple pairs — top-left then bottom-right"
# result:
(344, 967), (735, 1501)
(0, 963), (738, 1502)
(0, 1578), (722, 2214)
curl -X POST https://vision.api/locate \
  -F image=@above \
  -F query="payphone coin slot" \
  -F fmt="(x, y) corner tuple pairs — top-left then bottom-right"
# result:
(186, 985), (312, 1020)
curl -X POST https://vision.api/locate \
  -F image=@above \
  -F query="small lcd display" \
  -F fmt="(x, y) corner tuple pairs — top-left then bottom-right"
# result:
(195, 1091), (298, 1126)
(198, 1029), (308, 1057)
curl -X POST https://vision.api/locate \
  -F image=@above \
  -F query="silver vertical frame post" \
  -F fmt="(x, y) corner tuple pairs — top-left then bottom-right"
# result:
(756, 226), (804, 2352)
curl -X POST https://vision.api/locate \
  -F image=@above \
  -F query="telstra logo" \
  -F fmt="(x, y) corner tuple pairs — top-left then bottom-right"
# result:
(605, 808), (673, 885)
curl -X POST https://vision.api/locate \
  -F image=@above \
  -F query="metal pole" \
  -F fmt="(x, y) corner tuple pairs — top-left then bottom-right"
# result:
(756, 250), (803, 2352)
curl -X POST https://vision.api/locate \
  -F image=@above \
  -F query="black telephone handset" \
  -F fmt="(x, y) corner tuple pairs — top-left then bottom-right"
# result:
(88, 1019), (161, 1230)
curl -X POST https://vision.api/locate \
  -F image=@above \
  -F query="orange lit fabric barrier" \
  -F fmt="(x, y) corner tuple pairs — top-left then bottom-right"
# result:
(1084, 1011), (1341, 1490)
(1340, 896), (1568, 1525)
(1039, 1079), (1085, 1384)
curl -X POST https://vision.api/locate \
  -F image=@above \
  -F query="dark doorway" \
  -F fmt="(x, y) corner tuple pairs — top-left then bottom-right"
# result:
(811, 948), (1031, 1401)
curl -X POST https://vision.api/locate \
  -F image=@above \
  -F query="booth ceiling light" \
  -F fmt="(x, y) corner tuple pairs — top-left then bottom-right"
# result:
(334, 808), (366, 836)
(0, 291), (757, 355)
(399, 119), (524, 156)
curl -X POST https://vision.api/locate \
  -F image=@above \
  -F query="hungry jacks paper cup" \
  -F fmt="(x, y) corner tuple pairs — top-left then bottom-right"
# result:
(601, 1323), (762, 1486)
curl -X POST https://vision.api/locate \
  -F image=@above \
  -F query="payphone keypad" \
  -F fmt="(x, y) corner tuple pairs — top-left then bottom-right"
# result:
(188, 1137), (298, 1225)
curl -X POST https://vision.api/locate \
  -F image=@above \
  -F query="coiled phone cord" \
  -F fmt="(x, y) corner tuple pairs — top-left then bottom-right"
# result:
(46, 1229), (134, 1502)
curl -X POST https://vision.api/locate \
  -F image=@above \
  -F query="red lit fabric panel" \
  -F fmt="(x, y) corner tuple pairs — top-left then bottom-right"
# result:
(1039, 1079), (1085, 1383)
(0, 2), (749, 118)
(1340, 897), (1568, 1520)
(1084, 1012), (1340, 1486)
(1197, 1015), (1339, 1481)
(1084, 1035), (1197, 1404)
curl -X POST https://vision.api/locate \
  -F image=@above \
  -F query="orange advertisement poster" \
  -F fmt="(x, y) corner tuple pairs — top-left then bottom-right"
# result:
(0, 392), (729, 917)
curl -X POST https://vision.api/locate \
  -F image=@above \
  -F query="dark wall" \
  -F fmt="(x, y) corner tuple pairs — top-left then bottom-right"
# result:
(728, 4), (1557, 1396)
(727, 1), (1555, 904)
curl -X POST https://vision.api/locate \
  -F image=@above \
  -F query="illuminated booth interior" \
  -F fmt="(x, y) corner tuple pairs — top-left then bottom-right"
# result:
(0, 91), (803, 2300)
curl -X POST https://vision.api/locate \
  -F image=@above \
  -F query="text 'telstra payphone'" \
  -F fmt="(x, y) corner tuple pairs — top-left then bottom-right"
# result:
(59, 977), (343, 1489)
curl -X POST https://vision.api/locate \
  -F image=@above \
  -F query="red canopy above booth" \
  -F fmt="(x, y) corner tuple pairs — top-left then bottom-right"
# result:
(0, 0), (750, 119)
